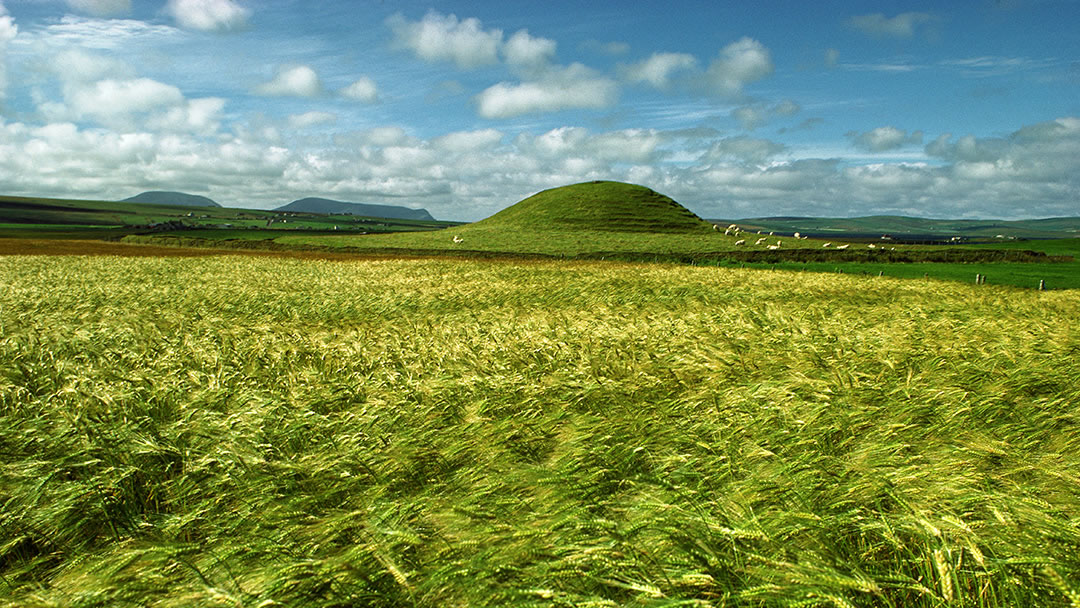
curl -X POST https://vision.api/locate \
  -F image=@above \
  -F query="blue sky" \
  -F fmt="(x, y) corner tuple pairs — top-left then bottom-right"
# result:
(0, 0), (1078, 220)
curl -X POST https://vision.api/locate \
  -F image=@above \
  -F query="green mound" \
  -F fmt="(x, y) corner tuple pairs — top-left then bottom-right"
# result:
(476, 180), (712, 233)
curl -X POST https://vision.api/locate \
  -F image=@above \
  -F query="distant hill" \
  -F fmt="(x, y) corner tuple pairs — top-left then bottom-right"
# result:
(122, 191), (221, 207)
(277, 198), (435, 221)
(723, 215), (1080, 240)
(476, 180), (711, 233)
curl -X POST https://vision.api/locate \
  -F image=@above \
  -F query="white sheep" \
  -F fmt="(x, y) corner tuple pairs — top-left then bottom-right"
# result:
(734, 239), (745, 246)
(453, 235), (464, 243)
(755, 237), (767, 245)
(767, 244), (780, 250)
(836, 244), (849, 249)
(794, 232), (801, 239)
(713, 224), (720, 231)
(868, 243), (876, 249)
(822, 242), (832, 248)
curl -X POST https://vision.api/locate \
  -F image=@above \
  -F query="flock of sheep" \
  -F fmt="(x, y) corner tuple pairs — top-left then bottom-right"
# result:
(713, 223), (896, 251)
(450, 223), (896, 251)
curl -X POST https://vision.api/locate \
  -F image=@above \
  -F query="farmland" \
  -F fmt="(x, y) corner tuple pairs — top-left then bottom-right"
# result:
(2, 254), (1079, 607)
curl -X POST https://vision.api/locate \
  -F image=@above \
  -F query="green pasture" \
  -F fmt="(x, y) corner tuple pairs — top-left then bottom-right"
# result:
(2, 255), (1079, 607)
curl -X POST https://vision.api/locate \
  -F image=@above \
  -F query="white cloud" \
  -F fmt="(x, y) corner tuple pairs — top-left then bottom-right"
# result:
(847, 126), (924, 152)
(256, 65), (321, 97)
(147, 97), (225, 135)
(50, 48), (134, 83)
(68, 77), (184, 121)
(619, 52), (697, 89)
(514, 127), (664, 164)
(731, 100), (800, 130)
(341, 77), (378, 103)
(387, 11), (502, 69)
(23, 16), (179, 50)
(0, 1), (16, 100)
(732, 105), (767, 130)
(704, 37), (773, 96)
(166, 0), (250, 32)
(705, 136), (787, 164)
(66, 0), (131, 17)
(847, 12), (933, 39)
(288, 111), (337, 129)
(502, 29), (556, 71)
(433, 128), (503, 153)
(474, 63), (617, 119)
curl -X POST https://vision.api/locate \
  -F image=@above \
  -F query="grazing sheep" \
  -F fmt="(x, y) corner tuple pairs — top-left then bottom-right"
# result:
(823, 242), (832, 248)
(755, 237), (767, 245)
(868, 243), (876, 249)
(776, 240), (782, 247)
(453, 235), (464, 243)
(794, 232), (801, 239)
(713, 224), (720, 231)
(735, 239), (745, 245)
(767, 244), (780, 250)
(836, 244), (849, 249)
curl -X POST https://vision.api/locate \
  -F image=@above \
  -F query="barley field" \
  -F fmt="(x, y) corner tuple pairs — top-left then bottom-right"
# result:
(1, 255), (1079, 607)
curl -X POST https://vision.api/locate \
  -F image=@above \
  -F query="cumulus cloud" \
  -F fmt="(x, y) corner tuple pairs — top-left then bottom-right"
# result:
(387, 11), (502, 69)
(66, 0), (131, 17)
(704, 136), (787, 164)
(474, 63), (617, 119)
(433, 128), (503, 153)
(166, 0), (250, 32)
(502, 29), (556, 72)
(341, 77), (378, 103)
(704, 37), (774, 96)
(619, 52), (697, 89)
(147, 97), (225, 134)
(288, 111), (337, 129)
(731, 99), (801, 130)
(256, 65), (321, 97)
(847, 126), (924, 152)
(69, 77), (184, 120)
(847, 12), (933, 39)
(0, 2), (16, 101)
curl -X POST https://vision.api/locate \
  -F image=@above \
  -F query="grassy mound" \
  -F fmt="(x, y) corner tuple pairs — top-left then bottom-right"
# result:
(476, 180), (712, 233)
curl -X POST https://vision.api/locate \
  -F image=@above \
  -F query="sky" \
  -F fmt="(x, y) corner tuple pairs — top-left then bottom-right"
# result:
(0, 0), (1078, 221)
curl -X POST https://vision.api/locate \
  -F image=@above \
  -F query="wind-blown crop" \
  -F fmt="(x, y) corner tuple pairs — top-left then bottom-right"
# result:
(1, 256), (1078, 607)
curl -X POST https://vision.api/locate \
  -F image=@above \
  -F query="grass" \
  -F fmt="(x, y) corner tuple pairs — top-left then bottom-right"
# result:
(2, 255), (1079, 606)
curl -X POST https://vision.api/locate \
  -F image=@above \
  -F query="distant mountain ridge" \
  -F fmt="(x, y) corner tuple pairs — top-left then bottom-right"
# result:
(122, 191), (221, 207)
(276, 197), (435, 221)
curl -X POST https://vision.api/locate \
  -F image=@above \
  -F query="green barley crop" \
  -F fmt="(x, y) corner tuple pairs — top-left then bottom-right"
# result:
(1, 255), (1078, 607)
